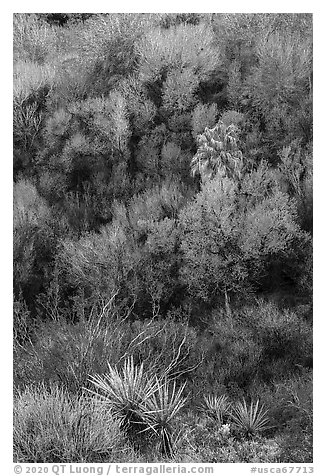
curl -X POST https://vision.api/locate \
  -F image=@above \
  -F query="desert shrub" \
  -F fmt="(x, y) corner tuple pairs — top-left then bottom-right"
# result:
(37, 94), (132, 225)
(66, 95), (130, 160)
(215, 437), (281, 463)
(13, 302), (200, 397)
(72, 14), (158, 97)
(179, 173), (307, 305)
(57, 180), (186, 313)
(13, 304), (131, 392)
(137, 23), (220, 85)
(135, 218), (180, 315)
(211, 14), (312, 156)
(133, 24), (221, 167)
(199, 310), (264, 389)
(220, 110), (245, 128)
(14, 383), (124, 462)
(185, 299), (312, 395)
(135, 126), (165, 177)
(14, 295), (33, 347)
(297, 240), (313, 298)
(134, 124), (192, 180)
(252, 371), (312, 462)
(57, 219), (140, 310)
(13, 14), (57, 64)
(178, 410), (281, 463)
(160, 142), (191, 179)
(241, 301), (313, 378)
(119, 75), (157, 136)
(162, 68), (200, 115)
(13, 59), (56, 175)
(14, 179), (50, 226)
(44, 21), (96, 107)
(254, 370), (312, 430)
(277, 373), (313, 463)
(114, 182), (187, 312)
(45, 94), (128, 159)
(191, 103), (219, 138)
(122, 316), (200, 379)
(245, 32), (312, 150)
(116, 179), (184, 233)
(13, 60), (56, 110)
(240, 160), (279, 205)
(179, 177), (248, 303)
(13, 180), (59, 305)
(276, 142), (313, 233)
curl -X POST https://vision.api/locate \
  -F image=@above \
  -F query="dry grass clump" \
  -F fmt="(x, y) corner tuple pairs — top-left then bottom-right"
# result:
(14, 383), (124, 463)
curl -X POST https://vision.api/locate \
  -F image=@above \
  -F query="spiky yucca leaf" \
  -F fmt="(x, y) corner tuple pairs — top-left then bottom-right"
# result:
(231, 398), (270, 437)
(202, 393), (231, 426)
(87, 356), (157, 433)
(140, 378), (187, 456)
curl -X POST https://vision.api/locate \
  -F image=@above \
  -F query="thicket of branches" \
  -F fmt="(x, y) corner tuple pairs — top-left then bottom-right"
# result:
(13, 13), (312, 463)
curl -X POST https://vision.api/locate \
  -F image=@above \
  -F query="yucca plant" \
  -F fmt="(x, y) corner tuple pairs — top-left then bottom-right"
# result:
(202, 394), (231, 426)
(139, 378), (187, 457)
(230, 398), (270, 438)
(87, 356), (157, 437)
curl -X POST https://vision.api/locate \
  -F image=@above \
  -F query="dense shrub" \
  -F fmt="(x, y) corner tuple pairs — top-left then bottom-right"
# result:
(13, 304), (199, 391)
(57, 181), (186, 313)
(245, 32), (312, 152)
(136, 23), (220, 85)
(13, 59), (56, 176)
(13, 14), (57, 64)
(177, 410), (281, 463)
(14, 384), (124, 462)
(179, 174), (307, 305)
(241, 301), (313, 376)
(191, 103), (219, 137)
(13, 180), (59, 305)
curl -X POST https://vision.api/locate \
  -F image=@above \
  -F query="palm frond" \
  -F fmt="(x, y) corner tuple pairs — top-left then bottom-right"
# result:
(191, 121), (244, 182)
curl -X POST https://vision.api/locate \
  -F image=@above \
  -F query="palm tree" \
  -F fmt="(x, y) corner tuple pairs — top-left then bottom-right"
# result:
(191, 121), (244, 183)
